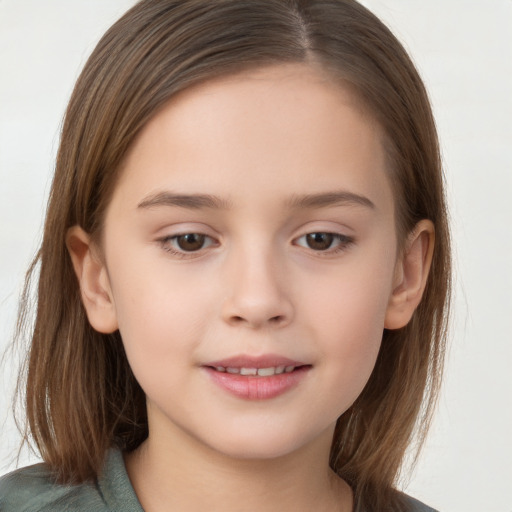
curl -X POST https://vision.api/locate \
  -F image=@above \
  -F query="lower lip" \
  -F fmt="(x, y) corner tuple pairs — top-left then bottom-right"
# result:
(204, 367), (310, 400)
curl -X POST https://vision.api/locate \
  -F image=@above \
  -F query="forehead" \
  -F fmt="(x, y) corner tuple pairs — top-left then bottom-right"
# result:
(112, 63), (392, 215)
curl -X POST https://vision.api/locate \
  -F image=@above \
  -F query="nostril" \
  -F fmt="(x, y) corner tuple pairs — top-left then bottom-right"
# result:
(228, 314), (285, 327)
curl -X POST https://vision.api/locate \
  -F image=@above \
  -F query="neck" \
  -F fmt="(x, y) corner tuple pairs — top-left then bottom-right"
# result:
(125, 425), (352, 512)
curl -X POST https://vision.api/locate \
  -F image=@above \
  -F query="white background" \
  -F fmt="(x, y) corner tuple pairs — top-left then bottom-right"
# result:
(1, 1), (511, 511)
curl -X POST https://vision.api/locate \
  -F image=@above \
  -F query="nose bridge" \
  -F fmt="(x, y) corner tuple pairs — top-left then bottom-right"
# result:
(221, 236), (293, 329)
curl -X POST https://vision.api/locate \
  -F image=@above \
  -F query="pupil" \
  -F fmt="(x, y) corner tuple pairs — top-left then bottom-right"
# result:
(307, 233), (333, 250)
(177, 234), (205, 251)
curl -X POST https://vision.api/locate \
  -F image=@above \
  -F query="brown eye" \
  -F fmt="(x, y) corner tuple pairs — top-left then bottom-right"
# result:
(175, 233), (207, 251)
(305, 233), (334, 250)
(294, 232), (353, 254)
(159, 232), (217, 257)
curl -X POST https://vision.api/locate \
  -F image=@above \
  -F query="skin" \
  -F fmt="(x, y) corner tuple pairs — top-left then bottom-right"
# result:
(68, 63), (434, 511)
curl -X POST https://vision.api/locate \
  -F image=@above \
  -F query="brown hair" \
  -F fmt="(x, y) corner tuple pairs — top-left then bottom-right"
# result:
(15, 0), (450, 509)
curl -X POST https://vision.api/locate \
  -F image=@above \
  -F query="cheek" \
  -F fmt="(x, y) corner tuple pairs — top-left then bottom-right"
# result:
(315, 285), (385, 375)
(306, 295), (385, 416)
(107, 256), (216, 371)
(304, 253), (394, 341)
(300, 252), (395, 398)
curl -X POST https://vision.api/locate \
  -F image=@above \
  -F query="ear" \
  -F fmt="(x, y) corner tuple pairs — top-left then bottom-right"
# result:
(66, 226), (118, 333)
(384, 220), (435, 330)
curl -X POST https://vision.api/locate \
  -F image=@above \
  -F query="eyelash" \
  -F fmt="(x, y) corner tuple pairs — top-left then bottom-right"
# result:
(294, 232), (354, 255)
(157, 232), (354, 258)
(158, 233), (218, 259)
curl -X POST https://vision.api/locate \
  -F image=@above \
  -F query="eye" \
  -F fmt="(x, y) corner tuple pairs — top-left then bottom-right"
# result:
(174, 233), (209, 251)
(160, 233), (217, 255)
(294, 232), (353, 252)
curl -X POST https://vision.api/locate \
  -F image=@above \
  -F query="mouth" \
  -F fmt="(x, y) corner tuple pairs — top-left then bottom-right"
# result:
(208, 365), (308, 376)
(202, 355), (311, 400)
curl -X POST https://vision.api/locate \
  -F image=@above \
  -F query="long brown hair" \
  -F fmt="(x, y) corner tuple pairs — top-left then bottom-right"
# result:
(15, 0), (450, 509)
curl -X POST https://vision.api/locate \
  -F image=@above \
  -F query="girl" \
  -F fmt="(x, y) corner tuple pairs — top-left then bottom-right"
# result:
(0, 1), (451, 511)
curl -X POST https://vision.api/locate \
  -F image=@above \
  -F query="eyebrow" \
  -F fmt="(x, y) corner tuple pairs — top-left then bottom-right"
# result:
(287, 191), (375, 210)
(137, 190), (375, 211)
(137, 192), (232, 210)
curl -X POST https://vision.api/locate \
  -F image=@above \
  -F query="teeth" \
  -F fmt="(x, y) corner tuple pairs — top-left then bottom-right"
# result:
(257, 367), (275, 376)
(213, 365), (297, 376)
(240, 367), (257, 376)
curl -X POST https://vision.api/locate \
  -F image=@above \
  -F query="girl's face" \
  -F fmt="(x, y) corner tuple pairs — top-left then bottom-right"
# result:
(99, 64), (401, 460)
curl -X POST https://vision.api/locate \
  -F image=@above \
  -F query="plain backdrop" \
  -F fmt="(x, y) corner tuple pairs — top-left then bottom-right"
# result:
(1, 1), (511, 511)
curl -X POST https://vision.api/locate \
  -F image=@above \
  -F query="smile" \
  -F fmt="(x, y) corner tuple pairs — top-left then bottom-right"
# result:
(213, 365), (297, 376)
(203, 355), (311, 400)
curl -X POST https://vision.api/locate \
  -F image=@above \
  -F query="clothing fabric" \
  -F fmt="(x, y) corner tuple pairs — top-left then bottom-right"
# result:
(0, 449), (143, 512)
(0, 448), (438, 511)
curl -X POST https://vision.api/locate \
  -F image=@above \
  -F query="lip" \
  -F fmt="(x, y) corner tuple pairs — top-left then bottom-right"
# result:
(202, 354), (311, 400)
(205, 354), (305, 369)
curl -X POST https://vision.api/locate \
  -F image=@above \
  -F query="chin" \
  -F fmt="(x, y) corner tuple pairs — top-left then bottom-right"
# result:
(201, 423), (332, 462)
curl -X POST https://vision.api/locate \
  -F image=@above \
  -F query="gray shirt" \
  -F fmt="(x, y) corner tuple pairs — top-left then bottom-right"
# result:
(0, 448), (438, 511)
(0, 449), (143, 511)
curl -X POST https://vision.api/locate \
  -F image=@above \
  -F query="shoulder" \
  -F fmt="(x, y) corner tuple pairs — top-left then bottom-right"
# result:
(400, 492), (439, 512)
(355, 490), (439, 512)
(0, 449), (142, 512)
(0, 462), (109, 512)
(0, 462), (106, 512)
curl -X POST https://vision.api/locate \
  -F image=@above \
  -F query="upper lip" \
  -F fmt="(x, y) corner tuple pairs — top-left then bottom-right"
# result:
(203, 354), (308, 369)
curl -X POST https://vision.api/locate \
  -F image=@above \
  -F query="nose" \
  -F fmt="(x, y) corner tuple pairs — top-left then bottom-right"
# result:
(221, 247), (294, 330)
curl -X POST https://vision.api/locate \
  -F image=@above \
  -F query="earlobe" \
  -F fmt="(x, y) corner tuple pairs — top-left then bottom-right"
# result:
(384, 220), (435, 330)
(66, 226), (118, 333)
